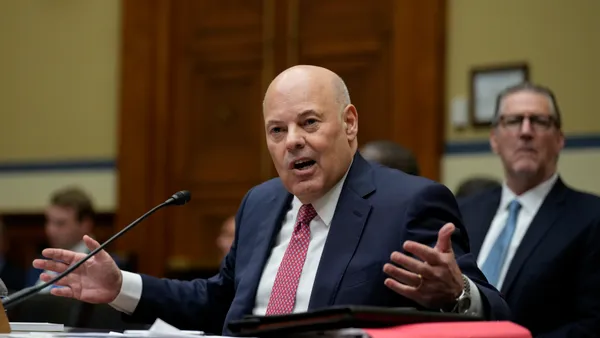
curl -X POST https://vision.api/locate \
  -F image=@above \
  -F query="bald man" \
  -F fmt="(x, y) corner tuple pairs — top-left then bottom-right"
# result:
(34, 65), (510, 334)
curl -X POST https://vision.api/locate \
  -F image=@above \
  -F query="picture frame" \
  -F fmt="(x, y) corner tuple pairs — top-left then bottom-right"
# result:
(469, 62), (529, 127)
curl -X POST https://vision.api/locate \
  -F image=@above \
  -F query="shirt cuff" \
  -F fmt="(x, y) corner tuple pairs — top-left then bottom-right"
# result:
(108, 270), (143, 315)
(465, 275), (483, 317)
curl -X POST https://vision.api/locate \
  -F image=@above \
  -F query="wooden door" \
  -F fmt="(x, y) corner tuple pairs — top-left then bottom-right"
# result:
(117, 0), (445, 276)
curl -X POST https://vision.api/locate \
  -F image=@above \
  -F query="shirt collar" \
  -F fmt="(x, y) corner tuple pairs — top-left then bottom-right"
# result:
(291, 158), (353, 227)
(500, 173), (559, 214)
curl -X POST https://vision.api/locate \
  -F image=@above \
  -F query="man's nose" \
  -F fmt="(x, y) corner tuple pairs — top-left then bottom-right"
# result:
(519, 118), (534, 136)
(285, 127), (306, 150)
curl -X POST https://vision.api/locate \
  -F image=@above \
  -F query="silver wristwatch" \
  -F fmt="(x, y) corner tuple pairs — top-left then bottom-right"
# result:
(442, 275), (471, 314)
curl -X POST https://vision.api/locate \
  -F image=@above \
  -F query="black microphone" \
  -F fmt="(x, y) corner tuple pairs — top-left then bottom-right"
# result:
(1, 190), (191, 309)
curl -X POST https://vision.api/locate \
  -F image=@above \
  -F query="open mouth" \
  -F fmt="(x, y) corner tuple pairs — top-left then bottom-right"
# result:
(292, 159), (316, 171)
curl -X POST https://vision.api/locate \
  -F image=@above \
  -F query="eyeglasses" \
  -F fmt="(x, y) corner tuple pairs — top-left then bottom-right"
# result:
(496, 114), (559, 132)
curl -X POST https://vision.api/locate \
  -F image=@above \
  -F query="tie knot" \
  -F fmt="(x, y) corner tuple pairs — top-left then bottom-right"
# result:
(508, 199), (522, 213)
(297, 204), (317, 225)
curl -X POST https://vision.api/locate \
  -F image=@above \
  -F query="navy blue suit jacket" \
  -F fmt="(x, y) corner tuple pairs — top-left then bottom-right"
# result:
(458, 177), (600, 337)
(128, 153), (510, 334)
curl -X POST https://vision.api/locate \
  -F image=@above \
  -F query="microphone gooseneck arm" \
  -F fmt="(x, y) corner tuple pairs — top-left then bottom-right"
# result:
(2, 190), (191, 309)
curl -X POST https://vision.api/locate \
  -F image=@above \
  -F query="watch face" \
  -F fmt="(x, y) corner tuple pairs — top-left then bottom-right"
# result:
(459, 297), (471, 313)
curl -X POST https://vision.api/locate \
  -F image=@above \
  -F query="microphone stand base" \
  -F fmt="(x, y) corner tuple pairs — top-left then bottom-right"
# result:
(0, 302), (9, 333)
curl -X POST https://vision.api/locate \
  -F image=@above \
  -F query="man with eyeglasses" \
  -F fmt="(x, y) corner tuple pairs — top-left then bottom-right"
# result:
(457, 82), (600, 337)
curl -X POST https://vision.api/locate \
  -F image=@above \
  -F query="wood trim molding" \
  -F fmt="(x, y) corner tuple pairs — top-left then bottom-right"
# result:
(116, 0), (172, 277)
(392, 0), (446, 181)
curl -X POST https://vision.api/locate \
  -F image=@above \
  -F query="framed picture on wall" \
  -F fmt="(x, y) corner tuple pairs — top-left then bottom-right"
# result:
(469, 62), (529, 127)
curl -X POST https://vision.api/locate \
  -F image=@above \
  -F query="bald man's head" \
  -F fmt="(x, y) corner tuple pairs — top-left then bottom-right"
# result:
(264, 65), (350, 116)
(262, 65), (359, 204)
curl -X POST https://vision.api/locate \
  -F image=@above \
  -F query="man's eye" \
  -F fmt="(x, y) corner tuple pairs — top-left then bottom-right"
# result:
(305, 119), (317, 125)
(505, 118), (522, 125)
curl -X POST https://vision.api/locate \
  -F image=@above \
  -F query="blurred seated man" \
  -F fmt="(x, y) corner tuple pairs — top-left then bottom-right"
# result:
(458, 83), (600, 336)
(0, 221), (25, 292)
(455, 177), (501, 199)
(27, 187), (101, 291)
(359, 140), (420, 175)
(216, 216), (235, 261)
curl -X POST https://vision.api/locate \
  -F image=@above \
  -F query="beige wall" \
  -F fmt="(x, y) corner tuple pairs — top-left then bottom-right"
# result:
(444, 0), (600, 194)
(0, 0), (120, 211)
(1, 0), (599, 210)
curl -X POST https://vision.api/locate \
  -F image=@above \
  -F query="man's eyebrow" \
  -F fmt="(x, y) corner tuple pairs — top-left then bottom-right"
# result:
(265, 110), (322, 128)
(265, 120), (281, 128)
(298, 109), (321, 118)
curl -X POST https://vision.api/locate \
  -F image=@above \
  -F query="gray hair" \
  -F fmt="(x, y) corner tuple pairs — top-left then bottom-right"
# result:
(492, 82), (562, 128)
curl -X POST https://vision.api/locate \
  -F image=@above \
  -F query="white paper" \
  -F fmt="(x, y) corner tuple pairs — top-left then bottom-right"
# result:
(450, 96), (468, 127)
(9, 322), (64, 332)
(122, 318), (203, 337)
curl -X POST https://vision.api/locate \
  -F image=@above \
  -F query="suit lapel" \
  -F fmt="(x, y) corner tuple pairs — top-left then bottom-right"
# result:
(501, 178), (568, 296)
(308, 154), (375, 309)
(240, 188), (292, 315)
(468, 189), (502, 257)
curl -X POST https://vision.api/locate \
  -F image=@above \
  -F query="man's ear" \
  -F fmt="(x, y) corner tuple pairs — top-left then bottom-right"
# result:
(490, 128), (499, 154)
(342, 104), (358, 140)
(557, 129), (565, 151)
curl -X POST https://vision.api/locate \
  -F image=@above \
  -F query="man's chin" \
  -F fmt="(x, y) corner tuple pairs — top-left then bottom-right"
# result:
(511, 164), (539, 178)
(291, 180), (324, 203)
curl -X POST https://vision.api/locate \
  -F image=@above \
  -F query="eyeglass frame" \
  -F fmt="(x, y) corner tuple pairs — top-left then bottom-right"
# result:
(492, 114), (561, 132)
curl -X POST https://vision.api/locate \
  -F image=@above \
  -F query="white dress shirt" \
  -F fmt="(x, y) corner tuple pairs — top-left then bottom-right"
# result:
(252, 167), (349, 315)
(110, 168), (483, 316)
(477, 173), (558, 290)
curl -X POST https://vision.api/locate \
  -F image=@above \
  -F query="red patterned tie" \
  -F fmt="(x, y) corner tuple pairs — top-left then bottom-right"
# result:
(265, 204), (317, 315)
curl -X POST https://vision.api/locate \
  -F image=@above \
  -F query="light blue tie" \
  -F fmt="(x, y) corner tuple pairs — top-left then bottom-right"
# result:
(481, 199), (522, 288)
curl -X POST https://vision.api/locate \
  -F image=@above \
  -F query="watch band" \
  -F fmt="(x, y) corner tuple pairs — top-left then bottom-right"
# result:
(441, 275), (470, 313)
(462, 274), (470, 295)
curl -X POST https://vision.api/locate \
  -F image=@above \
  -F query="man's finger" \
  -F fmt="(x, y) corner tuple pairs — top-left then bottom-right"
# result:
(383, 263), (422, 287)
(41, 248), (78, 265)
(384, 278), (420, 302)
(83, 235), (101, 252)
(50, 286), (74, 298)
(435, 223), (455, 253)
(33, 259), (69, 274)
(402, 242), (443, 265)
(389, 252), (432, 278)
(40, 272), (70, 287)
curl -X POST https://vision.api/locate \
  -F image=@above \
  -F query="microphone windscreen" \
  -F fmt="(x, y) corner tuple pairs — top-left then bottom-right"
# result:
(0, 279), (8, 297)
(171, 190), (191, 205)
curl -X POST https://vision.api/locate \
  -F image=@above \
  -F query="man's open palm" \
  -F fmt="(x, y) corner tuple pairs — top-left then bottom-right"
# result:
(33, 235), (122, 304)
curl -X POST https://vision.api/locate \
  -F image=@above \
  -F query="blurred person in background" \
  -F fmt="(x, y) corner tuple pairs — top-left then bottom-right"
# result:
(359, 140), (420, 176)
(216, 215), (235, 261)
(455, 177), (501, 199)
(0, 220), (25, 292)
(26, 186), (96, 291)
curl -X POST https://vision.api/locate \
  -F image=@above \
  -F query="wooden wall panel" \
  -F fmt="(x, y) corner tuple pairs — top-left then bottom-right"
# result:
(117, 0), (446, 276)
(295, 0), (394, 148)
(166, 0), (268, 267)
(116, 0), (172, 277)
(391, 0), (446, 180)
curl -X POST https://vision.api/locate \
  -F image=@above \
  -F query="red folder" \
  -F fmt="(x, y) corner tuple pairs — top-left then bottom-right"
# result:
(364, 321), (531, 338)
